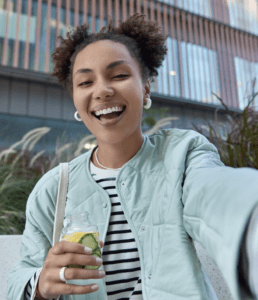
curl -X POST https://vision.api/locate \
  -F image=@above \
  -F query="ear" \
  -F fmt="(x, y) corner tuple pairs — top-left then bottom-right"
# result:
(144, 79), (151, 97)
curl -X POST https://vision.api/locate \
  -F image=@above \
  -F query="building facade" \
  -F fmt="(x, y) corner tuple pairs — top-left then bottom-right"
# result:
(0, 0), (257, 153)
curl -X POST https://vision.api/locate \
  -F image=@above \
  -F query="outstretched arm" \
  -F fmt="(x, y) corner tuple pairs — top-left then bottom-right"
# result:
(181, 132), (258, 300)
(238, 203), (258, 298)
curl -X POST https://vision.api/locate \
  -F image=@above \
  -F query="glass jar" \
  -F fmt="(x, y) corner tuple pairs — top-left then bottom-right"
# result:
(60, 211), (101, 270)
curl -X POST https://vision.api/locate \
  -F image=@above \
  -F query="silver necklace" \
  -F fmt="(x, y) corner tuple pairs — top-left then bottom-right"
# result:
(95, 147), (121, 171)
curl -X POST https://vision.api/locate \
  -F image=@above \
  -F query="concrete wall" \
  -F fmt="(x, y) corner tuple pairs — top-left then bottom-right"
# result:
(0, 76), (75, 121)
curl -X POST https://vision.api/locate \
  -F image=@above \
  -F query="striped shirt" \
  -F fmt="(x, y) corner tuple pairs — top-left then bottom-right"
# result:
(90, 161), (143, 299)
(23, 160), (143, 300)
(23, 268), (43, 300)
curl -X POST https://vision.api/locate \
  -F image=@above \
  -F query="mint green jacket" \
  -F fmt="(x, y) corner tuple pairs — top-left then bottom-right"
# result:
(7, 128), (258, 300)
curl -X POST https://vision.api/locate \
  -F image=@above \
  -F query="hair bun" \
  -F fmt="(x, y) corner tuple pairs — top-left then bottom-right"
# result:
(51, 12), (169, 98)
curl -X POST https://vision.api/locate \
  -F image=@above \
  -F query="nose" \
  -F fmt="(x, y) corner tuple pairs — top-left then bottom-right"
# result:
(93, 78), (114, 100)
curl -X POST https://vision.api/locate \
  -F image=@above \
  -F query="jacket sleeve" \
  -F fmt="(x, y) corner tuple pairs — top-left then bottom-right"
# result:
(181, 131), (258, 300)
(24, 270), (38, 300)
(7, 170), (58, 300)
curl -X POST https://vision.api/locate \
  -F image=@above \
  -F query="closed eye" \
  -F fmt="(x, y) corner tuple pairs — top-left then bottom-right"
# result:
(79, 74), (129, 86)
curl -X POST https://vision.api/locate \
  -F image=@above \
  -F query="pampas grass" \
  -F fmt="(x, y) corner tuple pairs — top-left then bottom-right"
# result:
(0, 113), (176, 234)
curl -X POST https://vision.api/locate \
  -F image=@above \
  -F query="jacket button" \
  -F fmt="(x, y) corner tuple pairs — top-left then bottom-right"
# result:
(121, 182), (125, 186)
(102, 203), (107, 208)
(148, 274), (152, 279)
(141, 226), (146, 232)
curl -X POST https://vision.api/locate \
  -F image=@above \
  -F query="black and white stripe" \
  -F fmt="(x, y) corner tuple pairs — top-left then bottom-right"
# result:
(23, 268), (43, 300)
(90, 162), (143, 300)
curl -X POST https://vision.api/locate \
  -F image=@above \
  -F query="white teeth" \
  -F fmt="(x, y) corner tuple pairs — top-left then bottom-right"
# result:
(94, 106), (124, 117)
(95, 111), (101, 116)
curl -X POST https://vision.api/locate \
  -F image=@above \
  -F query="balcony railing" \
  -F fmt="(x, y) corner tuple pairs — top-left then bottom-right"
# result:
(0, 0), (257, 110)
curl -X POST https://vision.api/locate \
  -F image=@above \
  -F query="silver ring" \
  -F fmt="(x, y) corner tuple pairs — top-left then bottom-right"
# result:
(59, 267), (67, 282)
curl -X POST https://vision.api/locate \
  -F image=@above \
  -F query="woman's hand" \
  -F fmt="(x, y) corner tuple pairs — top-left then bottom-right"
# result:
(36, 240), (105, 299)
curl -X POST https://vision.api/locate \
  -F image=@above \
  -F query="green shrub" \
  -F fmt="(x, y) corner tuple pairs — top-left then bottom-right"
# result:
(192, 78), (258, 170)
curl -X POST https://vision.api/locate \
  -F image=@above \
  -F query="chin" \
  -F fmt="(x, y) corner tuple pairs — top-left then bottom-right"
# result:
(94, 131), (131, 145)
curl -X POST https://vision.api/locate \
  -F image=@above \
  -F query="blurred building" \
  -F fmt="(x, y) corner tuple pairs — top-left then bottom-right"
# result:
(0, 0), (257, 154)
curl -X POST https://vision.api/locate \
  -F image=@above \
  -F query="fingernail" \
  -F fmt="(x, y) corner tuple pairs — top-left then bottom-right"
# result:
(98, 270), (105, 277)
(84, 246), (92, 253)
(91, 284), (98, 290)
(96, 257), (103, 264)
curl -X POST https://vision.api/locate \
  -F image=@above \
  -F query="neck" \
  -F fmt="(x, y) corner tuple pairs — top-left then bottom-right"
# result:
(91, 133), (144, 170)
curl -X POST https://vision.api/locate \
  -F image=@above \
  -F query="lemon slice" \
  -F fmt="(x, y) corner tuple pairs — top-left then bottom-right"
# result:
(63, 231), (88, 243)
(63, 231), (99, 242)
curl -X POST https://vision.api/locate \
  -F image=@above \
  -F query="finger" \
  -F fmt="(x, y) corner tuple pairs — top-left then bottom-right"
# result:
(100, 240), (104, 248)
(51, 241), (94, 255)
(53, 253), (103, 268)
(58, 267), (106, 282)
(43, 282), (100, 298)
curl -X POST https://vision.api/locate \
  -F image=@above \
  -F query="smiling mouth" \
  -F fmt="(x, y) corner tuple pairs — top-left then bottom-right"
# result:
(92, 106), (126, 121)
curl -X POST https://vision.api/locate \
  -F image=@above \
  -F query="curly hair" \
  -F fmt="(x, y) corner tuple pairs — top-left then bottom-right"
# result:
(51, 13), (169, 98)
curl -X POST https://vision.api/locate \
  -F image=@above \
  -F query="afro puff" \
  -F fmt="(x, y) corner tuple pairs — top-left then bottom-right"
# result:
(51, 13), (169, 98)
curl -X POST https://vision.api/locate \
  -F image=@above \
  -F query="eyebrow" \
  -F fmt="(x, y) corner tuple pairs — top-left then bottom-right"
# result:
(74, 60), (129, 78)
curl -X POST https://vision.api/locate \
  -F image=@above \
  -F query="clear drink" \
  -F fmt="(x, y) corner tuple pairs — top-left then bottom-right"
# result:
(60, 212), (101, 269)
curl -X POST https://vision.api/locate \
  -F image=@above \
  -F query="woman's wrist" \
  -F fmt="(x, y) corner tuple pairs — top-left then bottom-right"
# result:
(35, 282), (47, 299)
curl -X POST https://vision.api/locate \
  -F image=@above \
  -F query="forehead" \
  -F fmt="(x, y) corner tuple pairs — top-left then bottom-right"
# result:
(73, 40), (135, 76)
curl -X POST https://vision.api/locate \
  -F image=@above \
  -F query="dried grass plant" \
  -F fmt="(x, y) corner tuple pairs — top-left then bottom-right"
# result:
(0, 113), (176, 234)
(2, 77), (258, 235)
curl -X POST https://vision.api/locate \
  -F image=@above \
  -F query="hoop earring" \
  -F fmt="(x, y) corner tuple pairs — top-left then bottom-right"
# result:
(144, 97), (152, 109)
(74, 111), (82, 121)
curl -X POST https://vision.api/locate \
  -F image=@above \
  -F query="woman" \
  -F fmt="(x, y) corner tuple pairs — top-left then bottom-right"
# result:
(7, 13), (258, 300)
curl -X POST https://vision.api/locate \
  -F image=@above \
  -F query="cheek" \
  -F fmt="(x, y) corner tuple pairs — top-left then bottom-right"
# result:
(73, 102), (79, 113)
(73, 95), (89, 113)
(73, 96), (80, 111)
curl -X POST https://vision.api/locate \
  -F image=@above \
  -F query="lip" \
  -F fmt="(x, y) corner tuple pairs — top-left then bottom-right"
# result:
(95, 108), (126, 126)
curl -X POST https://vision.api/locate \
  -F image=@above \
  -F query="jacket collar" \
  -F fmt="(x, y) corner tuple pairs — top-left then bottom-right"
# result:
(84, 134), (149, 177)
